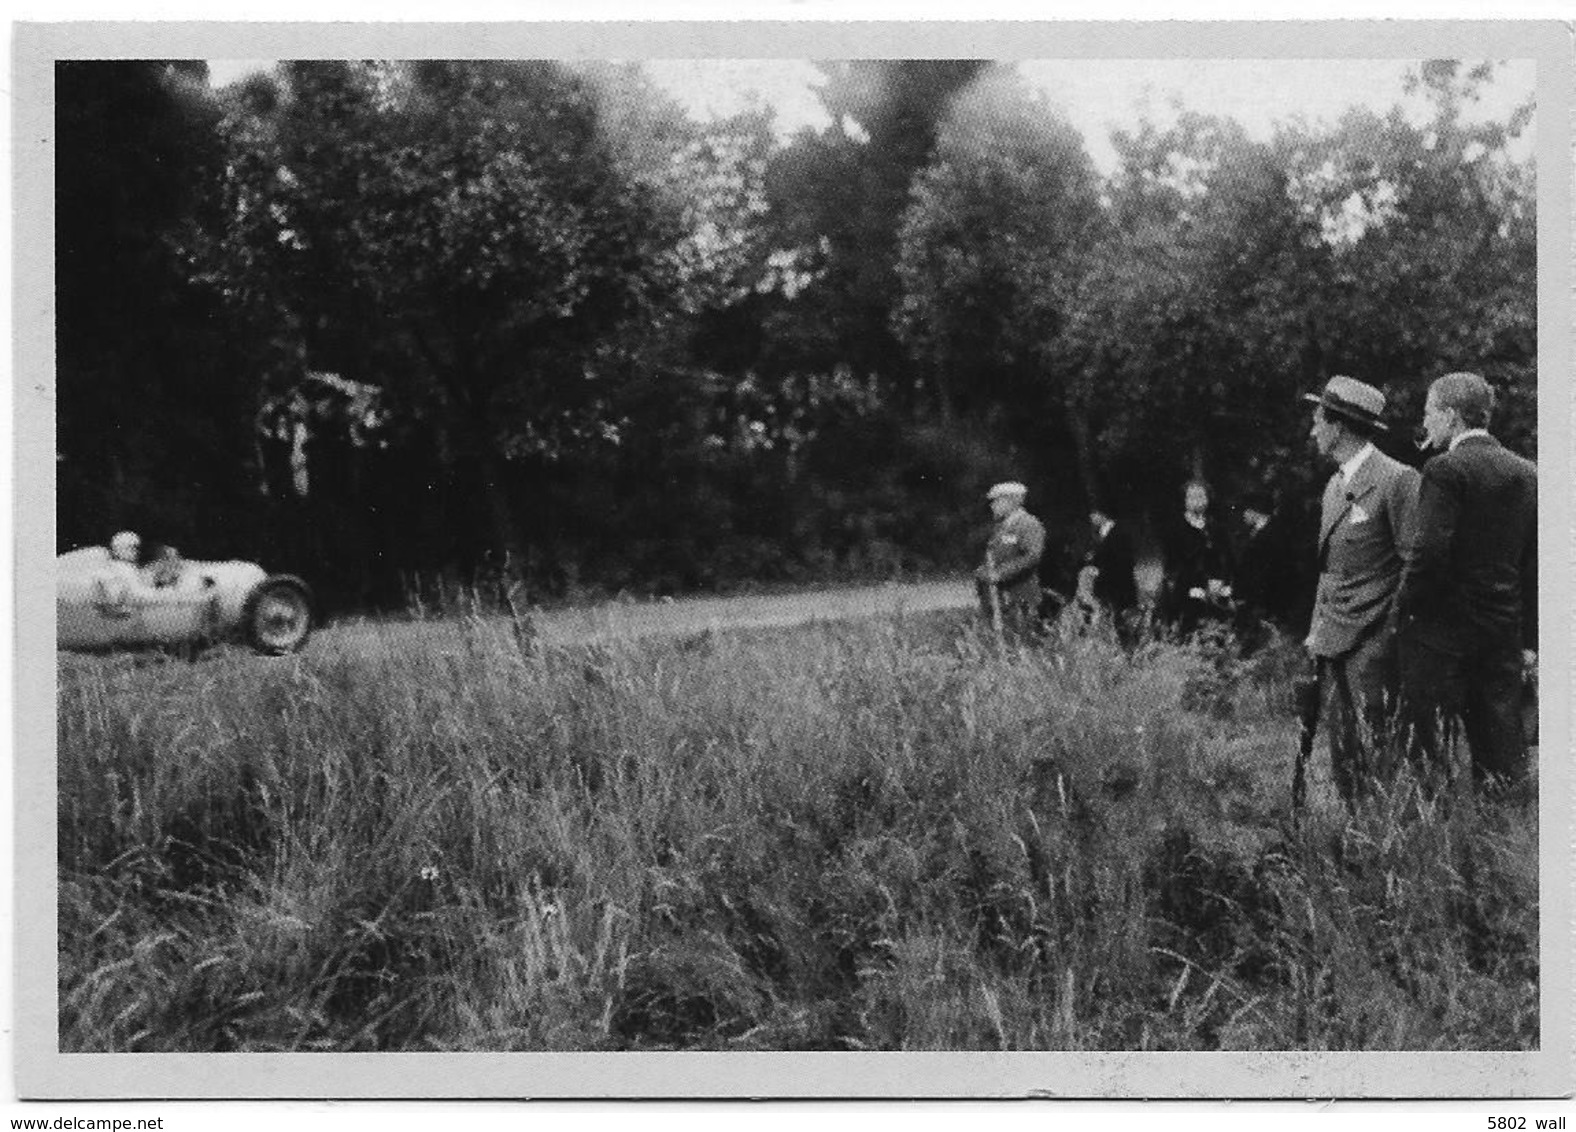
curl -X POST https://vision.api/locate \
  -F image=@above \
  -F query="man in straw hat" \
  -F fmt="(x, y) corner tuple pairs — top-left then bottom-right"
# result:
(976, 481), (1045, 634)
(1397, 372), (1537, 795)
(1303, 376), (1420, 805)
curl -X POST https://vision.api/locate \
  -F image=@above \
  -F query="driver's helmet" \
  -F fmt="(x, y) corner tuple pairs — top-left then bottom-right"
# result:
(109, 531), (141, 562)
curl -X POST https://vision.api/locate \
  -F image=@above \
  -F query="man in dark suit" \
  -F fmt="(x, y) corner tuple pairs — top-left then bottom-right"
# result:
(1076, 506), (1139, 641)
(1397, 372), (1537, 792)
(1159, 480), (1233, 637)
(1230, 493), (1280, 651)
(1231, 490), (1321, 644)
(1304, 376), (1420, 805)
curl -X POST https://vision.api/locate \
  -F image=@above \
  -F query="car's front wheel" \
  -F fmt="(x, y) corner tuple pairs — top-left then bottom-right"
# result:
(243, 575), (314, 655)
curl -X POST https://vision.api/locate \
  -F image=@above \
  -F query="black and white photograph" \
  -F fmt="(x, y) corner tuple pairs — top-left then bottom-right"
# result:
(12, 15), (1573, 1107)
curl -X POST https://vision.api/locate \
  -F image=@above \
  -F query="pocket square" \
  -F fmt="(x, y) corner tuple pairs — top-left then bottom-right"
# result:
(1348, 505), (1370, 524)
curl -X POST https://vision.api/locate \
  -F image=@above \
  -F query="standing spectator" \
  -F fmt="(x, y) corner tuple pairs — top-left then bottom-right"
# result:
(975, 481), (1045, 635)
(1035, 520), (1081, 624)
(1231, 490), (1320, 648)
(1230, 492), (1279, 652)
(1303, 376), (1420, 806)
(1077, 506), (1139, 642)
(1160, 480), (1232, 636)
(1397, 372), (1537, 794)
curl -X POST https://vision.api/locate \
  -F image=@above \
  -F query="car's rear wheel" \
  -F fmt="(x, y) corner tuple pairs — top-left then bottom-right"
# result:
(243, 575), (314, 655)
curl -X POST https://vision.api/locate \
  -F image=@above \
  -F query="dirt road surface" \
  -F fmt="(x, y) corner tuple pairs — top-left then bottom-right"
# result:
(316, 578), (978, 657)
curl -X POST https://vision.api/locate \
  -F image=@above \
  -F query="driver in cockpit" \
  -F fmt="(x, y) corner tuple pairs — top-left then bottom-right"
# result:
(94, 531), (156, 611)
(142, 543), (185, 588)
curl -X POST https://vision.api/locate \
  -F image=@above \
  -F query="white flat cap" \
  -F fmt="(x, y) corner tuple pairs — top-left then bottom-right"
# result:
(987, 482), (1028, 500)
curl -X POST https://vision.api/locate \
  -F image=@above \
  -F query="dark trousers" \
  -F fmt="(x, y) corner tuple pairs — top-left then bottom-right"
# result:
(1069, 600), (1140, 650)
(1318, 631), (1398, 805)
(976, 578), (1042, 635)
(1166, 596), (1231, 642)
(1400, 632), (1527, 787)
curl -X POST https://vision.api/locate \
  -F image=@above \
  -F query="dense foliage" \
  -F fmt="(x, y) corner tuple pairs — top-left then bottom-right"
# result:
(55, 59), (1536, 610)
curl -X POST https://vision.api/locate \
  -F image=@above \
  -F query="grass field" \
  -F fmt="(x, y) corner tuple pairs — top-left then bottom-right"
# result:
(57, 609), (1538, 1051)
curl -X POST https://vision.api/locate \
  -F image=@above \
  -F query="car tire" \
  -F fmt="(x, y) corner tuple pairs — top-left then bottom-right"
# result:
(243, 574), (315, 655)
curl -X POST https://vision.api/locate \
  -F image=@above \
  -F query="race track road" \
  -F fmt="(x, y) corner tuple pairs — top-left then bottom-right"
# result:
(315, 577), (979, 657)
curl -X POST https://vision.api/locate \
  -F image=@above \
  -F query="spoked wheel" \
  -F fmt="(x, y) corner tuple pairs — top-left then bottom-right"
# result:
(243, 575), (315, 655)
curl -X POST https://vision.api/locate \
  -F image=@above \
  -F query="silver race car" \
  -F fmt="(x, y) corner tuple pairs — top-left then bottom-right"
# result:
(57, 544), (314, 656)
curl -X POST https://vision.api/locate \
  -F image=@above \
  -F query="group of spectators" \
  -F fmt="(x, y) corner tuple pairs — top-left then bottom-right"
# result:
(1149, 477), (1311, 649)
(972, 478), (1307, 648)
(975, 370), (1538, 801)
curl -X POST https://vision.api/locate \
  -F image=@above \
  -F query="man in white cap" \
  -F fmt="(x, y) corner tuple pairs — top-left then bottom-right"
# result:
(1303, 376), (1420, 805)
(976, 481), (1045, 633)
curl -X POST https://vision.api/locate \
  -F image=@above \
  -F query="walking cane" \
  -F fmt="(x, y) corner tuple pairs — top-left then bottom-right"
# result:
(1291, 661), (1324, 819)
(985, 548), (1004, 643)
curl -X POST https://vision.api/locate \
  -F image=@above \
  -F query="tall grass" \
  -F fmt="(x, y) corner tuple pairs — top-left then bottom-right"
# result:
(57, 611), (1538, 1051)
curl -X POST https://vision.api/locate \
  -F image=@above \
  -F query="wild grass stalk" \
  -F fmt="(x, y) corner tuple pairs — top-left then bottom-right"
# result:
(56, 611), (1537, 1051)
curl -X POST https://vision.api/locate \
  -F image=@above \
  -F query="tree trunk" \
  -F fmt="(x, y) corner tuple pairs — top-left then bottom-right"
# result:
(931, 363), (955, 425)
(1189, 444), (1208, 486)
(1062, 378), (1101, 512)
(474, 441), (526, 581)
(417, 324), (529, 586)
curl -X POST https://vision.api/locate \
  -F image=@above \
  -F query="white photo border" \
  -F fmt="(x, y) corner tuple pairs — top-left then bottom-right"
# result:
(14, 18), (1573, 1100)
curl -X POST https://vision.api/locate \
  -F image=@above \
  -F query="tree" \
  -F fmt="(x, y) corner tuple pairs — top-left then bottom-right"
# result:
(671, 61), (1006, 583)
(198, 60), (708, 580)
(1279, 60), (1536, 455)
(759, 60), (989, 408)
(892, 67), (1104, 497)
(56, 61), (262, 552)
(1060, 113), (1331, 513)
(1054, 62), (1535, 524)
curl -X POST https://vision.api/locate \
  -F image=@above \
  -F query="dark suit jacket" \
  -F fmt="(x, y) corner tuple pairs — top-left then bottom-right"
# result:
(1160, 515), (1231, 623)
(1308, 446), (1420, 658)
(1398, 434), (1537, 653)
(1233, 506), (1317, 636)
(1086, 522), (1138, 613)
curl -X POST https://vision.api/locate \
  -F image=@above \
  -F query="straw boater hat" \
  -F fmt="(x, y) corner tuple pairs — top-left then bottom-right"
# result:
(987, 482), (1028, 501)
(1302, 375), (1388, 431)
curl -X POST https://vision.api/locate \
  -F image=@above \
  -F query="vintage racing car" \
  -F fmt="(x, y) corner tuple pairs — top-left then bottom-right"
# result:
(57, 545), (315, 655)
